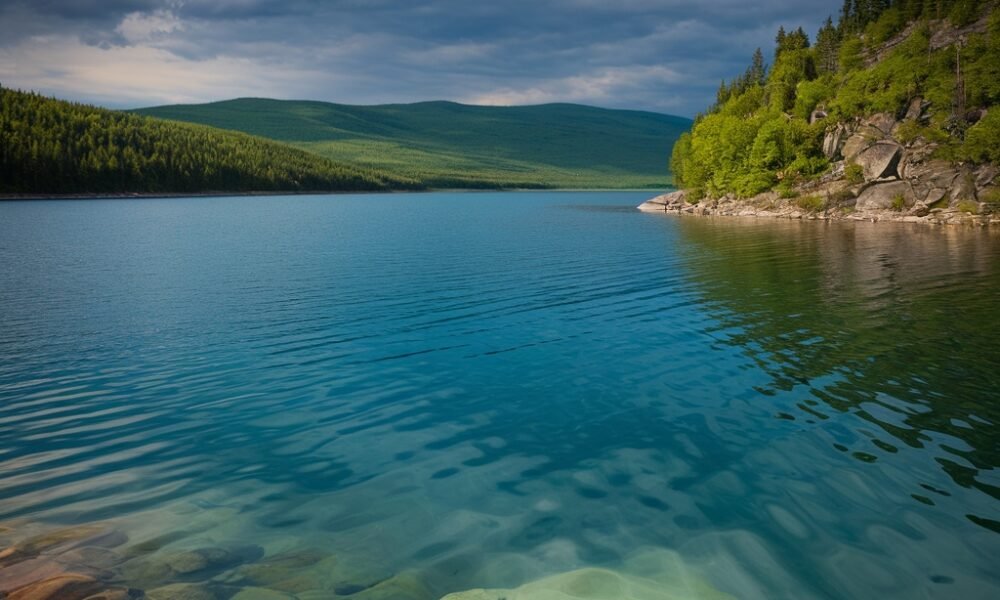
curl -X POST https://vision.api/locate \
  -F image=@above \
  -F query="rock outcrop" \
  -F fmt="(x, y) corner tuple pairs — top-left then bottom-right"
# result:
(646, 109), (998, 227)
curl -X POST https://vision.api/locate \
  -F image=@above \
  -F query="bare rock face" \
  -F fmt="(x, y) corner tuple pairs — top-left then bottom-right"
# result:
(974, 164), (997, 189)
(949, 173), (978, 204)
(810, 109), (828, 124)
(822, 124), (849, 159)
(863, 112), (897, 136)
(856, 141), (902, 181)
(904, 97), (930, 121)
(842, 125), (887, 161)
(855, 181), (913, 211)
(902, 159), (959, 188)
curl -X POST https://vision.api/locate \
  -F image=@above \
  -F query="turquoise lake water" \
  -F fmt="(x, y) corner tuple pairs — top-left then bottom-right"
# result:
(0, 191), (998, 599)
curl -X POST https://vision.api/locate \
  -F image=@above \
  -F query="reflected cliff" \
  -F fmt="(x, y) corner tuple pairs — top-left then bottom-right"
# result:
(672, 217), (1000, 529)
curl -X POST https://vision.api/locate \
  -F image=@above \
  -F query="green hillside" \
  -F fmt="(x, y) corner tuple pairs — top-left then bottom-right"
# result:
(670, 0), (999, 200)
(0, 87), (420, 195)
(133, 99), (691, 189)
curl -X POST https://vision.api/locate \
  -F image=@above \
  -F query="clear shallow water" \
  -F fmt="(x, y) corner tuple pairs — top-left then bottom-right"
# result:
(0, 191), (998, 599)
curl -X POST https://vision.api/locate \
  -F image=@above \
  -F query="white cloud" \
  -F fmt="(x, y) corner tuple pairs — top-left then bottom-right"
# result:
(115, 10), (184, 45)
(0, 36), (327, 106)
(466, 65), (682, 106)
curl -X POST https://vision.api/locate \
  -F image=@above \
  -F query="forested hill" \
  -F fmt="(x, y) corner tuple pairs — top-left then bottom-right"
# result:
(133, 99), (692, 189)
(0, 87), (420, 196)
(669, 0), (999, 209)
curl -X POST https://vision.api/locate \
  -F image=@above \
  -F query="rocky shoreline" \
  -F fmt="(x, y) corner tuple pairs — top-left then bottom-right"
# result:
(642, 105), (999, 227)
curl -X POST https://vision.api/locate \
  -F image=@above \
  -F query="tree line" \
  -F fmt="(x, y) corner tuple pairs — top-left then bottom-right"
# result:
(0, 87), (421, 195)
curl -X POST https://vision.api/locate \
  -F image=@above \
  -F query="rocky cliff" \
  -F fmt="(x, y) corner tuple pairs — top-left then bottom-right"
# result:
(654, 4), (999, 227)
(642, 105), (999, 226)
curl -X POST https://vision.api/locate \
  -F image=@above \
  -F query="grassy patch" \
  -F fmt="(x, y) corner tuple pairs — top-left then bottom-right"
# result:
(957, 199), (980, 214)
(845, 163), (864, 184)
(796, 195), (826, 212)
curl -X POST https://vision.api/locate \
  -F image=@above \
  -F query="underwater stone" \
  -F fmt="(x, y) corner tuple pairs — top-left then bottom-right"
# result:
(441, 549), (734, 600)
(7, 574), (104, 600)
(144, 582), (217, 600)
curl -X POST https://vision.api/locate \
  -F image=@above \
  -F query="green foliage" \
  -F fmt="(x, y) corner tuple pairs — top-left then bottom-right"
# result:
(949, 0), (984, 26)
(838, 38), (865, 73)
(829, 27), (930, 119)
(845, 163), (865, 183)
(865, 8), (907, 46)
(980, 187), (1000, 213)
(793, 77), (836, 120)
(776, 182), (799, 198)
(957, 199), (979, 213)
(135, 98), (691, 190)
(891, 193), (907, 211)
(963, 11), (1000, 109)
(929, 194), (951, 209)
(669, 0), (998, 200)
(0, 87), (418, 195)
(795, 195), (826, 211)
(957, 109), (1000, 163)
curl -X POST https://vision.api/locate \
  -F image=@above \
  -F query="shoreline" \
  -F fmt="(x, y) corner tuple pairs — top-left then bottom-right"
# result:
(638, 190), (1000, 228)
(0, 188), (666, 201)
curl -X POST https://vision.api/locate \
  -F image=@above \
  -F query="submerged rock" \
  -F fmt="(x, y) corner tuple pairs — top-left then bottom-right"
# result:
(441, 549), (734, 600)
(230, 587), (296, 600)
(7, 574), (104, 600)
(145, 582), (217, 600)
(347, 571), (431, 600)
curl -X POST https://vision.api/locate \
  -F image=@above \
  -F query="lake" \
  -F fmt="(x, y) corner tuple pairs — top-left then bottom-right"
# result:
(0, 191), (997, 599)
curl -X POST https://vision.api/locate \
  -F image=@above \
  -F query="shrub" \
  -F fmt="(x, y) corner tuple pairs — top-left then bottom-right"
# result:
(957, 199), (979, 214)
(959, 109), (1000, 164)
(796, 195), (826, 211)
(793, 77), (836, 121)
(929, 194), (950, 210)
(891, 194), (906, 211)
(845, 163), (864, 183)
(776, 182), (798, 198)
(830, 188), (856, 205)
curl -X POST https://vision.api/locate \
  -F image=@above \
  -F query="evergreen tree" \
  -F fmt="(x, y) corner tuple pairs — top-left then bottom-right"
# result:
(815, 16), (841, 74)
(748, 48), (767, 86)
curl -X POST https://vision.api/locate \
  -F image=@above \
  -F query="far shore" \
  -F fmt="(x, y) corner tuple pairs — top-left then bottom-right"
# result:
(0, 187), (669, 201)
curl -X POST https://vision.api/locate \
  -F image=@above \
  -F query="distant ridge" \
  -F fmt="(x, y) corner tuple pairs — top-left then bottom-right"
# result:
(0, 87), (418, 196)
(134, 98), (691, 189)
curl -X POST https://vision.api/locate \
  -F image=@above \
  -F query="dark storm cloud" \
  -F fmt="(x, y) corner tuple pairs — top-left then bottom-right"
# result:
(0, 0), (838, 115)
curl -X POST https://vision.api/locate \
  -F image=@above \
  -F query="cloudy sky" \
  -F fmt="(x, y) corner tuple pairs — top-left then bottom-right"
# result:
(0, 0), (835, 117)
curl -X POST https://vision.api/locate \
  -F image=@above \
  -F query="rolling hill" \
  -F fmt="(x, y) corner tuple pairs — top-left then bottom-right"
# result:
(0, 87), (419, 195)
(133, 99), (692, 189)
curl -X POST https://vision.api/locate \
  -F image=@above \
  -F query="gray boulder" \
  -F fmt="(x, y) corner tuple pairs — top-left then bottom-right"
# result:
(855, 181), (913, 211)
(863, 112), (897, 135)
(842, 125), (886, 160)
(904, 97), (930, 121)
(949, 173), (977, 204)
(856, 141), (902, 181)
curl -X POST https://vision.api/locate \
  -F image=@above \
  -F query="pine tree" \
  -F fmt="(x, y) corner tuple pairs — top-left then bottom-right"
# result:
(815, 16), (841, 74)
(748, 48), (767, 86)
